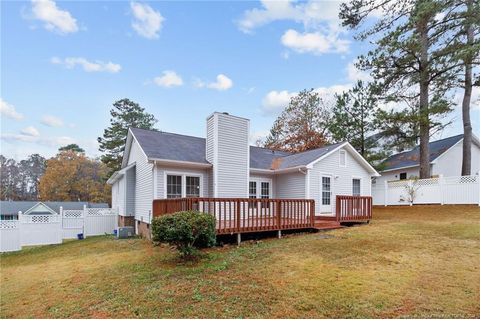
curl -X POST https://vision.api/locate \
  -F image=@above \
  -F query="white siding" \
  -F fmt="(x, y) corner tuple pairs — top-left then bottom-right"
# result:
(433, 140), (480, 176)
(155, 165), (210, 198)
(276, 172), (306, 199)
(207, 113), (249, 198)
(309, 147), (372, 215)
(125, 168), (136, 216)
(113, 176), (126, 216)
(128, 139), (153, 223)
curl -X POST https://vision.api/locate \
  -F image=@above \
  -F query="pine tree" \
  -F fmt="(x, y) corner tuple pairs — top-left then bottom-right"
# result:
(59, 144), (85, 153)
(329, 81), (378, 159)
(98, 98), (157, 176)
(340, 0), (456, 178)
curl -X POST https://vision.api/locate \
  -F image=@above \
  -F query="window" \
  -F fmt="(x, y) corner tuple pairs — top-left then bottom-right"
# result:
(260, 182), (270, 199)
(186, 176), (200, 198)
(166, 175), (182, 198)
(339, 150), (346, 167)
(352, 179), (361, 196)
(399, 172), (407, 180)
(322, 177), (331, 205)
(249, 181), (257, 199)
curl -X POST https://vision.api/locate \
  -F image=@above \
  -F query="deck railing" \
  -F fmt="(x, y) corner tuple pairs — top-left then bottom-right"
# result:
(336, 195), (372, 222)
(153, 198), (315, 234)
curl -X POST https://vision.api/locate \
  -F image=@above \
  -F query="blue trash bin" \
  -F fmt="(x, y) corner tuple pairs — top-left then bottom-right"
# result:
(77, 233), (84, 240)
(113, 229), (118, 236)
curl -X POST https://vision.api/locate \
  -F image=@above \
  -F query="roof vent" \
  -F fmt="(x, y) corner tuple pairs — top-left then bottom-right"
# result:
(222, 112), (229, 115)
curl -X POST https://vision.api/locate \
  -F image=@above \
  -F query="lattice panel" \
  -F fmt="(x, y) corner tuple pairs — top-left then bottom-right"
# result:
(0, 220), (19, 229)
(86, 208), (116, 216)
(415, 178), (439, 186)
(63, 210), (83, 218)
(387, 180), (409, 188)
(24, 215), (59, 224)
(444, 175), (478, 185)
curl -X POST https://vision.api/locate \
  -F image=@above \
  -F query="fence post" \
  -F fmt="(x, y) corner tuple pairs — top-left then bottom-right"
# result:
(384, 181), (388, 206)
(408, 180), (413, 206)
(478, 176), (480, 207)
(83, 204), (87, 238)
(439, 175), (444, 205)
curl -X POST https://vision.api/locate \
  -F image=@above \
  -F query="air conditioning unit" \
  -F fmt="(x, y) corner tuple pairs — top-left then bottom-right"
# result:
(117, 226), (134, 239)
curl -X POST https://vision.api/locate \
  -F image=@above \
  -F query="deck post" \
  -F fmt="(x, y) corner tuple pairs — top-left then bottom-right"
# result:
(277, 230), (281, 238)
(237, 233), (241, 246)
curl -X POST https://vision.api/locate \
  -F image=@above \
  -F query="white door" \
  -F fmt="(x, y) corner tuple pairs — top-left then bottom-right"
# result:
(321, 175), (333, 214)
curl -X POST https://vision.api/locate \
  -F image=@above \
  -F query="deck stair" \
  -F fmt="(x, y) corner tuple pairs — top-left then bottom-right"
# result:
(313, 220), (342, 230)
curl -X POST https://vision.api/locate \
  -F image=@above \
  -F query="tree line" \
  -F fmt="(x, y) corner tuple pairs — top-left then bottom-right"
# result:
(263, 0), (479, 176)
(0, 144), (110, 203)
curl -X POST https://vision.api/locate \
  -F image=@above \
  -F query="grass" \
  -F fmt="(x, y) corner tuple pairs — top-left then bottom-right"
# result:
(1, 205), (479, 318)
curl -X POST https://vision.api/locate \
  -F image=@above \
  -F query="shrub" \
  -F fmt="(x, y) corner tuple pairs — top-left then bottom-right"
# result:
(151, 211), (216, 258)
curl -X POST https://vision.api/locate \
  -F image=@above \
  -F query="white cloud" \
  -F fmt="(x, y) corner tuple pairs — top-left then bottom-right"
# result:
(153, 71), (183, 88)
(21, 126), (40, 137)
(51, 57), (121, 73)
(262, 84), (351, 115)
(1, 133), (75, 148)
(195, 74), (233, 91)
(0, 99), (24, 121)
(238, 1), (350, 56)
(130, 2), (164, 39)
(281, 29), (349, 55)
(41, 115), (64, 127)
(208, 74), (233, 91)
(262, 90), (296, 114)
(346, 61), (372, 82)
(31, 0), (78, 34)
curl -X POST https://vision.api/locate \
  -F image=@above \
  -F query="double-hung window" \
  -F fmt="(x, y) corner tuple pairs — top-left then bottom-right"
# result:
(166, 174), (201, 198)
(352, 178), (361, 196)
(166, 175), (182, 198)
(186, 176), (200, 198)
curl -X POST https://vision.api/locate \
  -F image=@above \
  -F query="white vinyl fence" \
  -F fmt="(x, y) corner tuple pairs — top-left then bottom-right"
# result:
(1, 207), (117, 253)
(372, 175), (480, 206)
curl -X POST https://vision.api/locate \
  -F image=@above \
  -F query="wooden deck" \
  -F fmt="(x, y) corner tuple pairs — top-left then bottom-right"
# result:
(153, 196), (371, 234)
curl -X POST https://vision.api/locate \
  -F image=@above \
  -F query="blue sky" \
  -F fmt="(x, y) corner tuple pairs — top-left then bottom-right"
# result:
(1, 0), (479, 160)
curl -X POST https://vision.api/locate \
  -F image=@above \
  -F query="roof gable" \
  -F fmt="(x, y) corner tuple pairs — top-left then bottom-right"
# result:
(381, 134), (464, 171)
(24, 202), (57, 215)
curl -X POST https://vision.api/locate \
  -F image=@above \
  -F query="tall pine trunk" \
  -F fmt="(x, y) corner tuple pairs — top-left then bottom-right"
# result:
(418, 21), (431, 179)
(461, 0), (473, 176)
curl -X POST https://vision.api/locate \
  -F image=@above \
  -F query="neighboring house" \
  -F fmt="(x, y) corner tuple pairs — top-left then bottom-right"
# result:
(375, 134), (480, 185)
(0, 201), (110, 220)
(108, 112), (379, 237)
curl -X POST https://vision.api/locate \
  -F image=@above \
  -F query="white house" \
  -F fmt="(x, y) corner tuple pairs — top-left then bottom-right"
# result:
(375, 134), (480, 185)
(108, 112), (379, 237)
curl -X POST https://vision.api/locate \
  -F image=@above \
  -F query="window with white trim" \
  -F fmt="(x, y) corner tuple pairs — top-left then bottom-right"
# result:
(260, 182), (270, 199)
(249, 181), (257, 199)
(186, 176), (200, 197)
(166, 175), (182, 198)
(352, 178), (361, 196)
(339, 150), (346, 167)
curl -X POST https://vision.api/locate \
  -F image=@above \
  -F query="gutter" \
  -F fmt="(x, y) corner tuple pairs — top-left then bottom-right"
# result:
(147, 158), (213, 168)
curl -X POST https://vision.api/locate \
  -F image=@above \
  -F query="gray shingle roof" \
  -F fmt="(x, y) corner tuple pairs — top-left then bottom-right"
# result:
(381, 134), (464, 171)
(274, 143), (344, 169)
(0, 201), (109, 216)
(130, 128), (209, 164)
(130, 128), (345, 170)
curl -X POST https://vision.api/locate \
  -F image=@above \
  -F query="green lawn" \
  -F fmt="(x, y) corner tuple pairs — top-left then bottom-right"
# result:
(1, 205), (479, 318)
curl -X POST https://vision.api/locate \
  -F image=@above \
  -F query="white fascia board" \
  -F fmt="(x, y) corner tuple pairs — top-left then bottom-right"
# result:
(147, 158), (212, 169)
